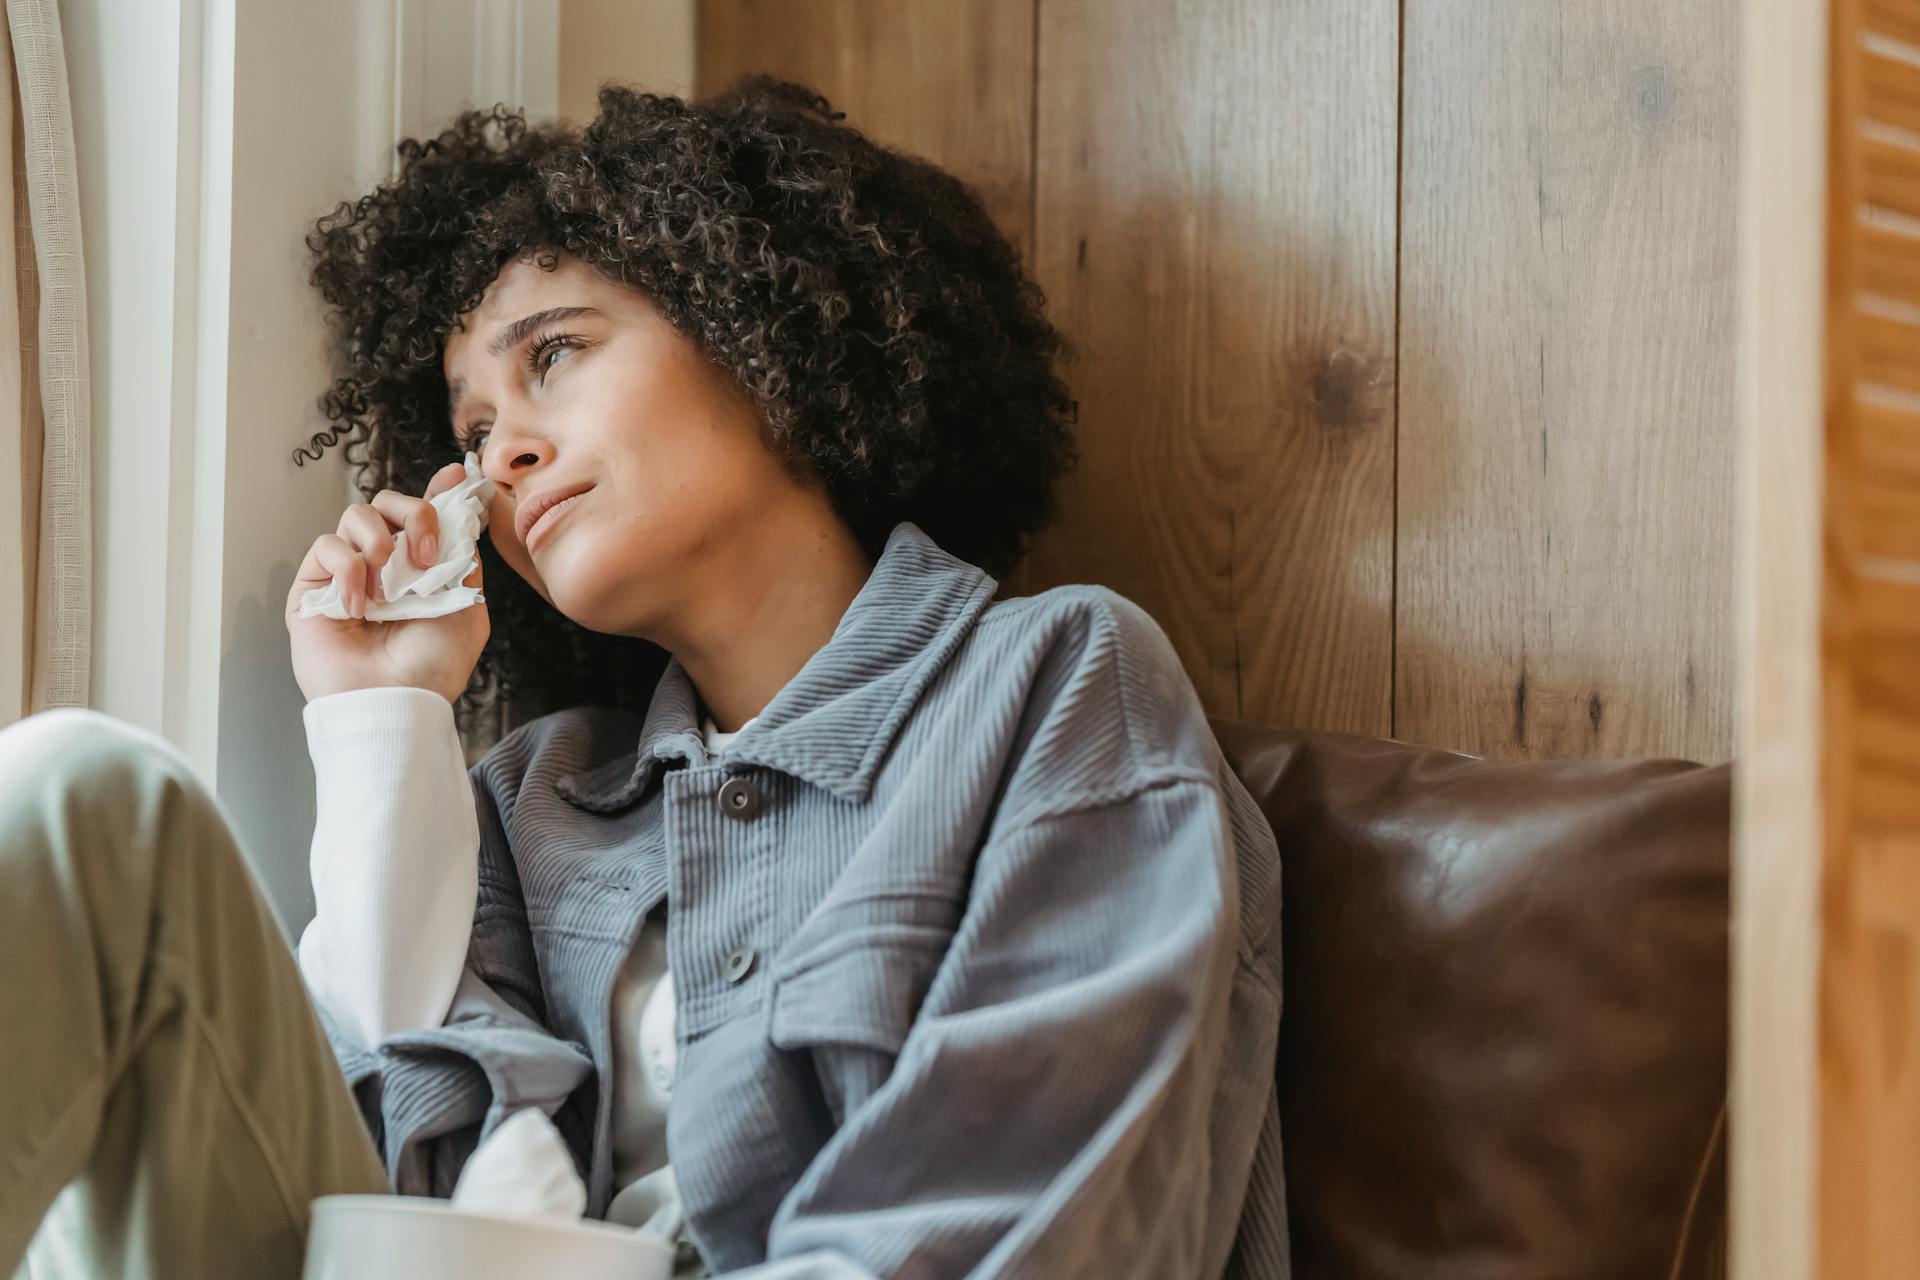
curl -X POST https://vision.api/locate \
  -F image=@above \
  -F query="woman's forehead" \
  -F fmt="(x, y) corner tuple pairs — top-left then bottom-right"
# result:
(464, 255), (585, 325)
(445, 257), (586, 368)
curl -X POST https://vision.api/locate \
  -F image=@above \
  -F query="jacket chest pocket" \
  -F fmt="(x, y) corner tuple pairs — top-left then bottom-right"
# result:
(767, 922), (952, 1130)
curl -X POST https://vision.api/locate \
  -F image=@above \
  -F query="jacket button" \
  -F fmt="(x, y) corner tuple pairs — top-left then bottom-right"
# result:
(724, 947), (756, 984)
(717, 775), (760, 820)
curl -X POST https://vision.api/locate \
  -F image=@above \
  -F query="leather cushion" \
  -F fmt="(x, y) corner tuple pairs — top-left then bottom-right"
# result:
(1210, 722), (1729, 1280)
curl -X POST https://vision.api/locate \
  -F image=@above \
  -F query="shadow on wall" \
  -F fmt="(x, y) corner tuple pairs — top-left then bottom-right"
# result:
(217, 559), (324, 934)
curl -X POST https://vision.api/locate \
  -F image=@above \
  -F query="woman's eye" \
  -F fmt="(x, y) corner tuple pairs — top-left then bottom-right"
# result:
(452, 334), (582, 454)
(527, 333), (581, 380)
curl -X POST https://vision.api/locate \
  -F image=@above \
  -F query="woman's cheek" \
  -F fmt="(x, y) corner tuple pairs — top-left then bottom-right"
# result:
(478, 496), (538, 591)
(486, 492), (516, 549)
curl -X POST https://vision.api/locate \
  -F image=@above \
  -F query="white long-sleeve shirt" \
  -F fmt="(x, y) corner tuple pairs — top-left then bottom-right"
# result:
(296, 685), (747, 1252)
(297, 686), (477, 1048)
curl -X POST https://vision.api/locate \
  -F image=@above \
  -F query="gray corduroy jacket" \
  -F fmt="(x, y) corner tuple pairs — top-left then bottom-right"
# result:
(319, 520), (1289, 1278)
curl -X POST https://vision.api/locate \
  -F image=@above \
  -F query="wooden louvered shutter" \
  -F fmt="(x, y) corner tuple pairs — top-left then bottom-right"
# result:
(1737, 2), (1920, 1277)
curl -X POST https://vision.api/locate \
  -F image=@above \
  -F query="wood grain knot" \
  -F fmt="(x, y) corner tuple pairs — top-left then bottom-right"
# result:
(1628, 65), (1674, 125)
(1513, 672), (1529, 746)
(1302, 346), (1389, 439)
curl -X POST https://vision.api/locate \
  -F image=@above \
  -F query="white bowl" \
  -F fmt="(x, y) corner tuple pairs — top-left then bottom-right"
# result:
(303, 1195), (674, 1280)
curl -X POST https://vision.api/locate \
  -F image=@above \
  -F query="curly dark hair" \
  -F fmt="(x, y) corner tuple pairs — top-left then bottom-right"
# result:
(297, 76), (1078, 741)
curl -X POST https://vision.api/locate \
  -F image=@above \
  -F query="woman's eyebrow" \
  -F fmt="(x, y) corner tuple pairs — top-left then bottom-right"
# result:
(449, 305), (603, 424)
(485, 305), (601, 357)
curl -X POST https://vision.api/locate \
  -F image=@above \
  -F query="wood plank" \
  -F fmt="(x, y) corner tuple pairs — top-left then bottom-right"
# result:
(1864, 133), (1920, 220)
(1820, 10), (1871, 1270)
(1818, 2), (1920, 1274)
(1852, 677), (1920, 828)
(1013, 0), (1398, 734)
(695, 0), (1036, 264)
(1869, 0), (1920, 49)
(1818, 551), (1920, 1280)
(1854, 395), (1920, 479)
(1857, 220), (1920, 309)
(1733, 0), (1827, 1272)
(1849, 574), (1920, 830)
(1844, 396), (1920, 562)
(1821, 825), (1920, 1266)
(1864, 41), (1920, 136)
(1850, 484), (1920, 559)
(558, 0), (695, 121)
(1396, 0), (1739, 761)
(1846, 415), (1920, 555)
(1855, 307), (1920, 393)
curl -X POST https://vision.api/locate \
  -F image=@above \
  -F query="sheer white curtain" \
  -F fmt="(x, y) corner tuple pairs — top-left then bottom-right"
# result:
(0, 0), (86, 729)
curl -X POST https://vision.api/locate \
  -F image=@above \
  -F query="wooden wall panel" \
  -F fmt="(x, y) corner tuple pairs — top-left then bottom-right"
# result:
(690, 3), (1737, 759)
(1818, 5), (1920, 1275)
(1396, 0), (1739, 761)
(1737, 6), (1920, 1276)
(695, 0), (1036, 263)
(1016, 0), (1398, 734)
(698, 0), (1398, 737)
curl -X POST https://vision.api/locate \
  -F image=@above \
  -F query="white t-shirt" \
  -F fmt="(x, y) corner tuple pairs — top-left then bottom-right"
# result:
(297, 686), (751, 1259)
(603, 712), (753, 1235)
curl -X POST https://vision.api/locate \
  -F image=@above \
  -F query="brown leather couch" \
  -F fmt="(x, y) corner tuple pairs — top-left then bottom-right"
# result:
(1210, 722), (1730, 1280)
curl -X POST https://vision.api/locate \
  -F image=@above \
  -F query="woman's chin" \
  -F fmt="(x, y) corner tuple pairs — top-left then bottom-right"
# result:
(541, 572), (621, 633)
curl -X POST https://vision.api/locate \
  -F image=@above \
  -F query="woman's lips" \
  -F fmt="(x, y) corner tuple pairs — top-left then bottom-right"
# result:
(526, 487), (591, 552)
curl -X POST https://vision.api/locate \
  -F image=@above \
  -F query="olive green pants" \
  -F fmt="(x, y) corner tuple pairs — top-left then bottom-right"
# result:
(0, 708), (390, 1279)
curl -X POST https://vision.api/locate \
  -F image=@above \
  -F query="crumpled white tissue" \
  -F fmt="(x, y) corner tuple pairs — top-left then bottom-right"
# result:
(298, 450), (496, 621)
(450, 1107), (587, 1222)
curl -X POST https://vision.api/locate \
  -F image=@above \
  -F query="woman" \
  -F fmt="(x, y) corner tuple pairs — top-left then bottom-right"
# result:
(0, 78), (1286, 1278)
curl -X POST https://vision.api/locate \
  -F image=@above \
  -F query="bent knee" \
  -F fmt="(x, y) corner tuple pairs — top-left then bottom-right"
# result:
(0, 707), (212, 844)
(0, 707), (193, 788)
(0, 707), (258, 933)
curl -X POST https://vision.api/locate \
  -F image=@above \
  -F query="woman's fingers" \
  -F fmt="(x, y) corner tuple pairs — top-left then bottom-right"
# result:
(386, 463), (468, 565)
(425, 461), (467, 497)
(308, 463), (469, 616)
(368, 487), (441, 571)
(293, 533), (370, 618)
(336, 504), (397, 601)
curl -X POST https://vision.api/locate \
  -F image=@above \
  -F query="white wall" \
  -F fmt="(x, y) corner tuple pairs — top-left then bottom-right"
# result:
(65, 0), (558, 933)
(400, 0), (560, 142)
(215, 0), (421, 926)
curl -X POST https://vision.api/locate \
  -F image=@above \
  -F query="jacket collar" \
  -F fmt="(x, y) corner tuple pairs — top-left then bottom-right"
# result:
(555, 520), (998, 811)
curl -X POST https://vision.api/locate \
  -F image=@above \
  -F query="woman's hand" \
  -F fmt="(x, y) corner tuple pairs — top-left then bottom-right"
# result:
(286, 461), (489, 705)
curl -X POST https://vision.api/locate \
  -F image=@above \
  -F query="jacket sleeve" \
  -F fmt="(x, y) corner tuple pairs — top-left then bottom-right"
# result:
(298, 689), (592, 1197)
(737, 772), (1243, 1279)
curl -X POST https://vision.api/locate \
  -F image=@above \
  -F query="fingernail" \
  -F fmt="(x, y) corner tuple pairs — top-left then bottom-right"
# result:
(421, 533), (438, 563)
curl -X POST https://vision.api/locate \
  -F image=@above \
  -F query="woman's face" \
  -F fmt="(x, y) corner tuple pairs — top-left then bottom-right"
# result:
(443, 251), (804, 642)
